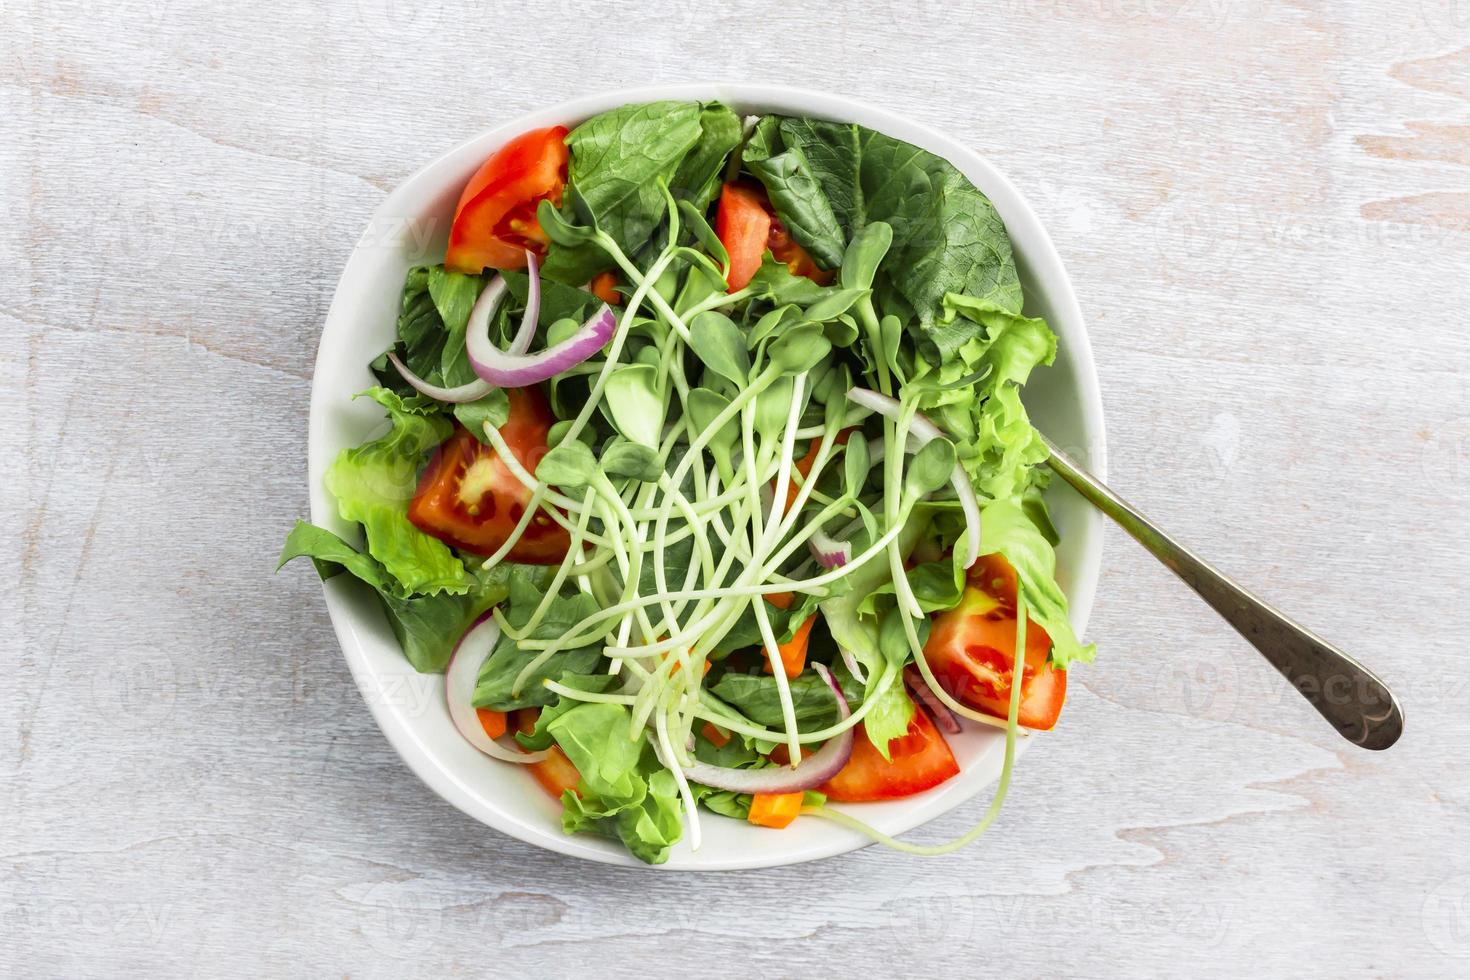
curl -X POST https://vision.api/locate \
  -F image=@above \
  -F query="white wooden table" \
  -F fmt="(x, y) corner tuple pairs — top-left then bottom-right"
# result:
(6, 1), (1469, 975)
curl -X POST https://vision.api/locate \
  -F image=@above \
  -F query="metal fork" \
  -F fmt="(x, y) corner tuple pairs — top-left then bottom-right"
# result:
(1040, 433), (1404, 750)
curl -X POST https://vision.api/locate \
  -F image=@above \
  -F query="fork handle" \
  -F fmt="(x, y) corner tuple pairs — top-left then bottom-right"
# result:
(1040, 435), (1403, 750)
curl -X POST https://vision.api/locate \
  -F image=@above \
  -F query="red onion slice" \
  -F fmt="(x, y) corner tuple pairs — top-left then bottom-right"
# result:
(508, 250), (540, 356)
(904, 665), (961, 734)
(386, 352), (494, 403)
(467, 302), (616, 388)
(445, 611), (548, 764)
(846, 387), (982, 569)
(682, 664), (853, 794)
(839, 645), (867, 685)
(808, 526), (851, 569)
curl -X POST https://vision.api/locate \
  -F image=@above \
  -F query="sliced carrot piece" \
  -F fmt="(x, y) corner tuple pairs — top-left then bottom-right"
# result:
(748, 791), (804, 829)
(763, 613), (815, 679)
(477, 708), (507, 739)
(514, 709), (582, 799)
(700, 721), (731, 748)
(589, 270), (621, 305)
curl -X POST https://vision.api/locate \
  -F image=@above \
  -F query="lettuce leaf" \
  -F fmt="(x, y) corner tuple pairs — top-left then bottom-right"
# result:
(542, 101), (704, 284)
(276, 521), (508, 672)
(748, 117), (1023, 339)
(980, 500), (1096, 669)
(323, 388), (468, 596)
(547, 702), (683, 864)
(470, 568), (605, 711)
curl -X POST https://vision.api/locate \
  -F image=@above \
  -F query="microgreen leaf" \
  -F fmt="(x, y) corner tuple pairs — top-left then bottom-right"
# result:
(453, 388), (510, 443)
(537, 440), (598, 488)
(687, 387), (737, 453)
(904, 438), (957, 497)
(547, 316), (582, 345)
(537, 198), (598, 247)
(548, 419), (596, 449)
(601, 439), (662, 482)
(879, 313), (905, 382)
(767, 323), (831, 376)
(689, 310), (751, 384)
(748, 304), (798, 349)
(840, 220), (893, 292)
(801, 287), (867, 324)
(844, 434), (872, 493)
(754, 375), (797, 438)
(824, 313), (860, 347)
(669, 246), (729, 291)
(676, 199), (729, 271)
(602, 364), (664, 449)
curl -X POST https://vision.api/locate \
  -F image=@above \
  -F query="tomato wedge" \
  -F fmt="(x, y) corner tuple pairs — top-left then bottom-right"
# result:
(819, 712), (959, 802)
(515, 710), (582, 799)
(921, 555), (1067, 730)
(715, 182), (771, 291)
(406, 387), (569, 563)
(768, 217), (834, 285)
(715, 180), (834, 292)
(445, 126), (569, 274)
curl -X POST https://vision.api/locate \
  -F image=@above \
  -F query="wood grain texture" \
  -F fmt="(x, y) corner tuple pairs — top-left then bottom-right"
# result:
(4, 0), (1469, 976)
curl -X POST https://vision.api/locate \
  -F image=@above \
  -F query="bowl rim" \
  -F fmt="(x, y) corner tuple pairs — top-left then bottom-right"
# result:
(308, 82), (1107, 870)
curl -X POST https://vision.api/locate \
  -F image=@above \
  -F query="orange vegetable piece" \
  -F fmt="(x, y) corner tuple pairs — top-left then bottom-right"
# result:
(748, 791), (804, 829)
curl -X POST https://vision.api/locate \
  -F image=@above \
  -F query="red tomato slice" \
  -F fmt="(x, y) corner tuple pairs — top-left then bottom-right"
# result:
(715, 181), (835, 292)
(516, 710), (582, 799)
(819, 711), (960, 802)
(406, 387), (569, 563)
(445, 126), (569, 274)
(922, 556), (1067, 730)
(767, 217), (834, 285)
(715, 181), (771, 291)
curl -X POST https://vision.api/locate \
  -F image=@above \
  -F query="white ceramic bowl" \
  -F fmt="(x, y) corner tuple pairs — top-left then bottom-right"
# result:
(308, 83), (1106, 870)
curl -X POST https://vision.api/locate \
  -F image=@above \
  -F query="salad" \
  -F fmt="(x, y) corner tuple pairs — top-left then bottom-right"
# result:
(281, 101), (1095, 864)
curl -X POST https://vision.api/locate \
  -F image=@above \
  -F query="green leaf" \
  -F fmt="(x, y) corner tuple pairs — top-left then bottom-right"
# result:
(536, 440), (597, 488)
(800, 287), (867, 325)
(536, 198), (597, 247)
(754, 375), (797, 437)
(689, 310), (751, 384)
(472, 571), (605, 710)
(453, 388), (509, 442)
(858, 674), (916, 760)
(746, 143), (845, 269)
(757, 117), (1023, 346)
(547, 702), (684, 864)
(671, 102), (743, 212)
(514, 674), (622, 751)
(843, 434), (871, 494)
(503, 267), (600, 327)
(746, 255), (832, 306)
(686, 387), (736, 452)
(840, 221), (893, 292)
(678, 199), (729, 271)
(905, 437), (957, 498)
(542, 101), (705, 284)
(748, 304), (799, 349)
(602, 363), (664, 449)
(277, 522), (509, 673)
(601, 439), (662, 482)
(709, 672), (843, 729)
(980, 501), (1095, 669)
(433, 269), (487, 386)
(767, 323), (831, 376)
(323, 388), (466, 595)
